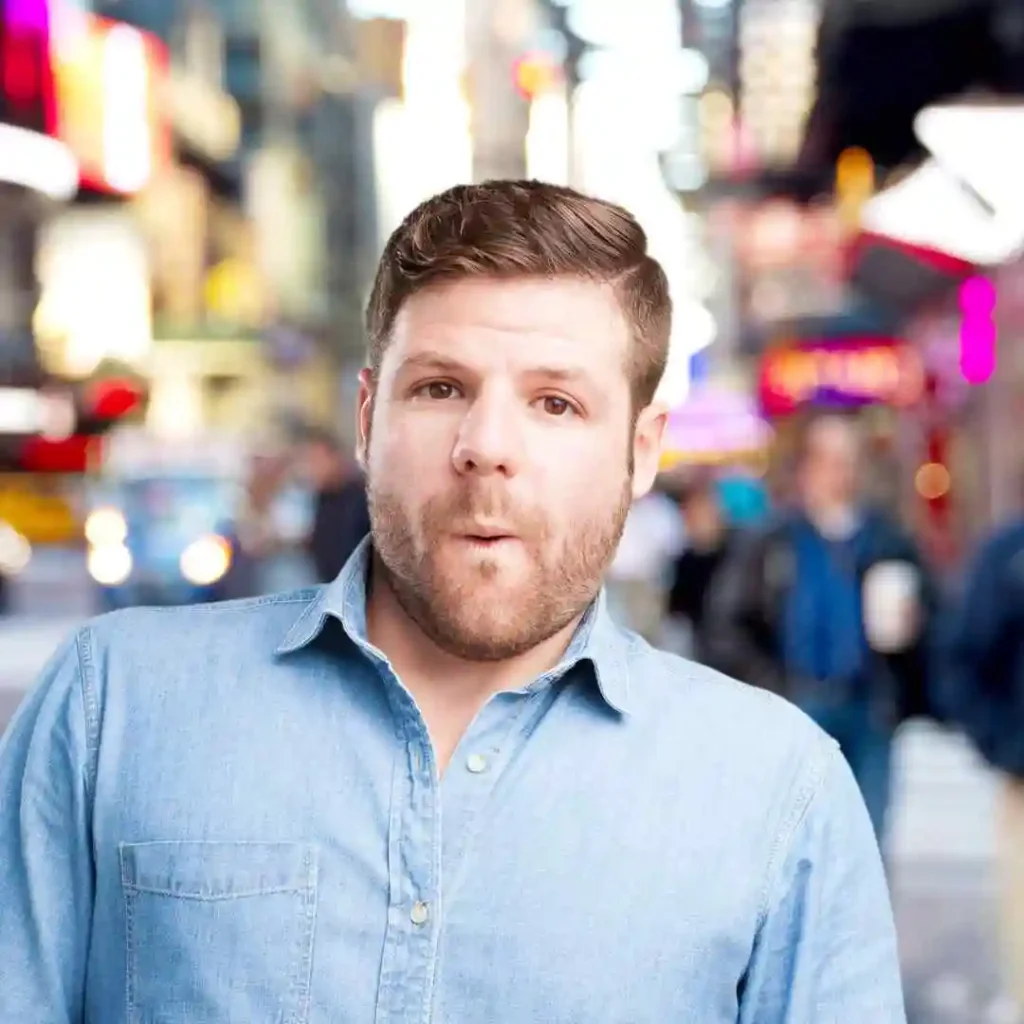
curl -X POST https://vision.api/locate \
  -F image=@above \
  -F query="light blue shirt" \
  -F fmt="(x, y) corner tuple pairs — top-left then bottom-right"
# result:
(0, 541), (905, 1023)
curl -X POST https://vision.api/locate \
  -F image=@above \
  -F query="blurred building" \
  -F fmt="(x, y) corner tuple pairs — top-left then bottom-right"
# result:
(649, 0), (1024, 564)
(0, 0), (76, 393)
(83, 0), (387, 444)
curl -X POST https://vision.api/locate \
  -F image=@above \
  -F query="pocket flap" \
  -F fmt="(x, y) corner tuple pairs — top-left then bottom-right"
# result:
(120, 841), (317, 900)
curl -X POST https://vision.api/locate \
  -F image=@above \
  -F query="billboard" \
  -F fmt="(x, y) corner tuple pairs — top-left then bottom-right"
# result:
(51, 9), (170, 194)
(759, 337), (925, 417)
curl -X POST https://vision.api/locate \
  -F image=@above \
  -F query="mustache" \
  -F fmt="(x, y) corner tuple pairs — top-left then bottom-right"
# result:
(424, 486), (543, 535)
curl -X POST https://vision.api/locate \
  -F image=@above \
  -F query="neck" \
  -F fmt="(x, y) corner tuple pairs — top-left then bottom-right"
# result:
(364, 555), (583, 707)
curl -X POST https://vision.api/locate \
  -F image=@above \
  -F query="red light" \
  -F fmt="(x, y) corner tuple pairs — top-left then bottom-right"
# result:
(88, 379), (144, 419)
(18, 435), (92, 474)
(3, 38), (41, 103)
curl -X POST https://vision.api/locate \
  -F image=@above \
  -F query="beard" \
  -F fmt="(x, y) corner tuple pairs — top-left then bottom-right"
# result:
(367, 471), (632, 662)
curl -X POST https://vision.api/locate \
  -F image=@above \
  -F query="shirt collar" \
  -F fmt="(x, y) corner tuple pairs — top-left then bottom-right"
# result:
(275, 537), (633, 714)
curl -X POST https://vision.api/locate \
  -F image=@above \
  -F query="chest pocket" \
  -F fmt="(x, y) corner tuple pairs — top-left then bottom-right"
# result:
(119, 841), (319, 1024)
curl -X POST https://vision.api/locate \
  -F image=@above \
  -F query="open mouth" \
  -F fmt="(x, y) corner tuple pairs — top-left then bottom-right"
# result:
(463, 534), (514, 546)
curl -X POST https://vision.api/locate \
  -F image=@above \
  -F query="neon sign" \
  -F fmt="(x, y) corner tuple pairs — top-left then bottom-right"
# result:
(759, 338), (925, 416)
(0, 0), (55, 136)
(959, 276), (996, 385)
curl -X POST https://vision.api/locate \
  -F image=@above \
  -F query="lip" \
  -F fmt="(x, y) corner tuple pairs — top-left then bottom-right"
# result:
(456, 523), (517, 540)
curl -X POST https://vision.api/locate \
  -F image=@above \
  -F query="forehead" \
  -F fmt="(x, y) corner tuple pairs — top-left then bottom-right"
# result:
(385, 276), (630, 377)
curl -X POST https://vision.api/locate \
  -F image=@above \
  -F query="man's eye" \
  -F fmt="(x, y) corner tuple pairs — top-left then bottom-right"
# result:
(421, 381), (458, 400)
(540, 396), (574, 417)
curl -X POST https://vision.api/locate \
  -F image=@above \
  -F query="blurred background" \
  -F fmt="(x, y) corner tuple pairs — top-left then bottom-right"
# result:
(1, 0), (1024, 1019)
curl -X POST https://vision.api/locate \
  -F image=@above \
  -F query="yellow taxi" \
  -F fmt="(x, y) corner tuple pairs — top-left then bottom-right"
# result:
(0, 474), (82, 547)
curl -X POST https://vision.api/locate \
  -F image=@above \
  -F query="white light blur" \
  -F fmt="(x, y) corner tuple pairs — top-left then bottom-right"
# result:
(88, 544), (133, 586)
(35, 210), (153, 376)
(915, 104), (1024, 226)
(572, 0), (713, 409)
(675, 49), (710, 95)
(180, 535), (232, 586)
(373, 0), (471, 243)
(146, 372), (205, 439)
(862, 159), (1024, 266)
(0, 523), (32, 576)
(102, 24), (153, 194)
(40, 394), (76, 440)
(85, 507), (128, 547)
(526, 90), (570, 184)
(0, 389), (48, 433)
(0, 388), (75, 438)
(0, 124), (79, 200)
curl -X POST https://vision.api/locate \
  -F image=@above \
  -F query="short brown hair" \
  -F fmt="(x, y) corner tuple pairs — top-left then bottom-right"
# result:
(365, 179), (672, 411)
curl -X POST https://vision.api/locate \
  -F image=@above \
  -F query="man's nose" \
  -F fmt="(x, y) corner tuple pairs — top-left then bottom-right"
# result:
(451, 392), (523, 478)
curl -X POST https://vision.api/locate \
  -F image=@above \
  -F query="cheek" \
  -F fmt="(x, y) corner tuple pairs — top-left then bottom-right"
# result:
(534, 449), (627, 512)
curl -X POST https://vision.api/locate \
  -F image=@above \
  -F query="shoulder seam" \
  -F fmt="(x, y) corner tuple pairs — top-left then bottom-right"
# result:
(74, 625), (100, 802)
(755, 733), (840, 928)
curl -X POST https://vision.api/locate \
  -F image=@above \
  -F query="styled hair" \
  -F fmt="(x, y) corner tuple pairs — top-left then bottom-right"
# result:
(365, 179), (672, 411)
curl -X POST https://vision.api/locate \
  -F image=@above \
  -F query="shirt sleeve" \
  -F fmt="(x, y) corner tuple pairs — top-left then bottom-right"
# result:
(0, 630), (97, 1023)
(738, 742), (906, 1024)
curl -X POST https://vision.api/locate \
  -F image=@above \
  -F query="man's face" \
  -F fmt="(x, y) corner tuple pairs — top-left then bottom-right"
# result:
(798, 418), (861, 513)
(357, 276), (666, 661)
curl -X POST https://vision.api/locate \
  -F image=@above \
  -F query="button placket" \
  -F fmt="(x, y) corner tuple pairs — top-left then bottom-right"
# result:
(375, 683), (443, 1023)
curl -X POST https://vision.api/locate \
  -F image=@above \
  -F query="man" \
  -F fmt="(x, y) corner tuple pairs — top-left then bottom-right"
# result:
(706, 413), (936, 841)
(665, 471), (736, 663)
(0, 181), (904, 1022)
(941, 504), (1024, 1022)
(300, 424), (371, 584)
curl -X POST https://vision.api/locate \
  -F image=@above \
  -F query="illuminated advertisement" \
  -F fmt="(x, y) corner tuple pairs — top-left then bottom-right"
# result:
(0, 0), (55, 136)
(0, 0), (78, 198)
(759, 338), (925, 417)
(51, 9), (170, 194)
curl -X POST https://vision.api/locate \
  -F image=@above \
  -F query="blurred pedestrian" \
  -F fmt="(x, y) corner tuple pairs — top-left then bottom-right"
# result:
(665, 470), (736, 662)
(605, 484), (684, 641)
(705, 411), (939, 842)
(299, 424), (370, 584)
(219, 451), (289, 600)
(0, 181), (904, 1023)
(940, 495), (1024, 1020)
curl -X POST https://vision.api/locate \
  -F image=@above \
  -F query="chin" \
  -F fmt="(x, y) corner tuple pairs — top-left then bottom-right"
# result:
(441, 554), (530, 589)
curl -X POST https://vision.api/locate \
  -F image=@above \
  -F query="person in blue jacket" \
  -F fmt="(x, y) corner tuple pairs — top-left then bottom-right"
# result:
(941, 510), (1024, 1017)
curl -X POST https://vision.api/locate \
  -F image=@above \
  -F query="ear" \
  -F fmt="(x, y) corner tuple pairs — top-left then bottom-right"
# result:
(631, 401), (668, 501)
(355, 368), (375, 469)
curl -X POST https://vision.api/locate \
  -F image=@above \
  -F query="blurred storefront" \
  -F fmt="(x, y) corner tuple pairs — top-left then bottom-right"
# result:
(0, 0), (85, 540)
(897, 260), (1024, 559)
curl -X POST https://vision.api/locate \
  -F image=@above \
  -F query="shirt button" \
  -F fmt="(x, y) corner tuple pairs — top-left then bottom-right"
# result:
(466, 753), (488, 774)
(410, 901), (430, 926)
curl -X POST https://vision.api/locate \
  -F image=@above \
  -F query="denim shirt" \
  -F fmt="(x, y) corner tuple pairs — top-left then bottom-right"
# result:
(0, 542), (905, 1023)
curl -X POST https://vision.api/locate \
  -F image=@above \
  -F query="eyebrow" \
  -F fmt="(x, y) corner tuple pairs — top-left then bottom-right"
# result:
(396, 352), (594, 387)
(394, 352), (471, 376)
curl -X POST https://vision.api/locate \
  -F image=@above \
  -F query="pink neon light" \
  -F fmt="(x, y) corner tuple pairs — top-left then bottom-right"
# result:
(959, 276), (997, 385)
(4, 0), (49, 30)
